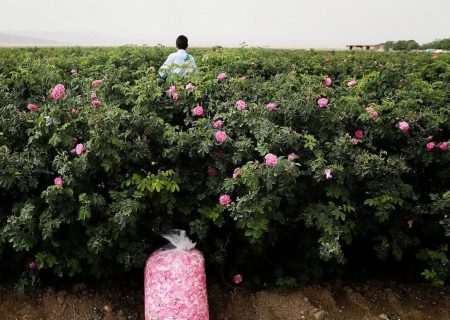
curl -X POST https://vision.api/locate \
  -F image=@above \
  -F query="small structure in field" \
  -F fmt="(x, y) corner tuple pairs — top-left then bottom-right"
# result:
(346, 43), (385, 51)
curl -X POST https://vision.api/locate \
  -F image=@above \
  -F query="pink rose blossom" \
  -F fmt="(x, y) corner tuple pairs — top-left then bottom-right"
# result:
(370, 111), (378, 119)
(426, 142), (435, 151)
(172, 92), (179, 101)
(347, 80), (357, 87)
(407, 219), (414, 229)
(168, 85), (177, 94)
(213, 120), (224, 128)
(54, 177), (63, 187)
(51, 84), (65, 100)
(267, 102), (277, 111)
(324, 168), (333, 180)
(317, 98), (329, 108)
(185, 83), (195, 90)
(288, 153), (300, 161)
(71, 108), (78, 115)
(75, 143), (85, 155)
(264, 153), (278, 167)
(208, 167), (218, 176)
(323, 77), (332, 87)
(398, 121), (409, 132)
(28, 261), (37, 269)
(240, 76), (247, 81)
(217, 72), (227, 81)
(354, 130), (364, 139)
(219, 194), (232, 206)
(233, 274), (243, 284)
(236, 100), (247, 111)
(92, 79), (103, 88)
(91, 92), (97, 99)
(439, 142), (448, 151)
(215, 131), (228, 143)
(91, 100), (102, 107)
(432, 55), (438, 61)
(365, 106), (374, 112)
(193, 106), (204, 116)
(27, 103), (39, 111)
(351, 138), (360, 145)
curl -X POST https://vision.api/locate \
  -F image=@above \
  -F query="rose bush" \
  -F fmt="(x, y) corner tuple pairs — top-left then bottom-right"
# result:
(0, 47), (449, 287)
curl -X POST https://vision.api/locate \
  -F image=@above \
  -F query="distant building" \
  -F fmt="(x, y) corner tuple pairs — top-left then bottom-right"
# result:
(346, 43), (385, 51)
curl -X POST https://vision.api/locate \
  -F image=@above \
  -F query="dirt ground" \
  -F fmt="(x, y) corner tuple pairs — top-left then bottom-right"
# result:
(0, 280), (449, 320)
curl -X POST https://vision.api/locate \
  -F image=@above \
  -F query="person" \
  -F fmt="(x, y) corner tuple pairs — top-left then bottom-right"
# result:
(159, 35), (197, 78)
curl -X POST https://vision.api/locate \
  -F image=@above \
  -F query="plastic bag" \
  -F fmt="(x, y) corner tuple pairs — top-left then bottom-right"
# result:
(144, 230), (209, 320)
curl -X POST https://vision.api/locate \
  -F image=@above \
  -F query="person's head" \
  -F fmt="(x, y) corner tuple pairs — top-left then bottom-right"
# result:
(176, 35), (188, 50)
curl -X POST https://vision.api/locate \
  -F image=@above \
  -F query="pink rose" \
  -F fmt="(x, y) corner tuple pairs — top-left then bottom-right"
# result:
(407, 219), (414, 229)
(439, 142), (448, 151)
(219, 194), (232, 206)
(215, 131), (228, 143)
(432, 55), (438, 61)
(27, 103), (39, 111)
(213, 120), (224, 128)
(185, 83), (195, 90)
(398, 121), (409, 132)
(193, 106), (204, 116)
(172, 92), (179, 101)
(236, 100), (247, 111)
(317, 98), (329, 108)
(323, 77), (332, 87)
(288, 153), (300, 161)
(426, 142), (435, 151)
(365, 106), (374, 113)
(347, 80), (357, 87)
(370, 111), (378, 119)
(354, 130), (364, 139)
(217, 72), (227, 81)
(267, 102), (277, 111)
(351, 138), (360, 145)
(233, 274), (243, 284)
(168, 85), (177, 94)
(51, 84), (65, 100)
(54, 177), (63, 187)
(324, 168), (333, 180)
(75, 143), (85, 155)
(240, 76), (247, 81)
(28, 261), (37, 269)
(71, 108), (78, 115)
(91, 92), (97, 99)
(91, 100), (102, 107)
(208, 167), (218, 176)
(264, 153), (278, 167)
(92, 79), (103, 88)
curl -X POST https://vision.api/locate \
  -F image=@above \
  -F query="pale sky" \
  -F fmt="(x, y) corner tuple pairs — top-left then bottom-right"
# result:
(1, 0), (449, 48)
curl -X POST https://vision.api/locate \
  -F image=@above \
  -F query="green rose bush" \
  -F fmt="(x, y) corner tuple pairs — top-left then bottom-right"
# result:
(0, 47), (449, 286)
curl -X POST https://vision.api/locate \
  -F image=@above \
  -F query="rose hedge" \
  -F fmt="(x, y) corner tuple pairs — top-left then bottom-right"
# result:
(0, 47), (449, 286)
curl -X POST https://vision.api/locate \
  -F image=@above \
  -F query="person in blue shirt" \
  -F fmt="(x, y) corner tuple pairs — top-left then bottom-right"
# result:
(159, 35), (197, 78)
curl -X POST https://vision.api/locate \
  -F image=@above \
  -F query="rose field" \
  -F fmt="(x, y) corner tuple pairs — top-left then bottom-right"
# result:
(0, 46), (449, 318)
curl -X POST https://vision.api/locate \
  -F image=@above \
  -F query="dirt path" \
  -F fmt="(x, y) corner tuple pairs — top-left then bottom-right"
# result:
(0, 280), (448, 319)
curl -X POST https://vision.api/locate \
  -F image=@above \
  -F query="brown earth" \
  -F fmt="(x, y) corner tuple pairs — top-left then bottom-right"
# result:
(0, 280), (449, 320)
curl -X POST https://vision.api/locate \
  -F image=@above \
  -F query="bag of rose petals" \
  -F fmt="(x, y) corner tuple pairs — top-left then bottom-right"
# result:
(144, 229), (209, 320)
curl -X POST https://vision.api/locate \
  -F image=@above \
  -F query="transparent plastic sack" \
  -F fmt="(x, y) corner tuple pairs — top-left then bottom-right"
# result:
(144, 230), (209, 320)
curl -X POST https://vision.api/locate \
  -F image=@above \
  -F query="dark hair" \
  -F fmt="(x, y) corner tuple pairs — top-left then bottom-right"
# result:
(176, 35), (188, 50)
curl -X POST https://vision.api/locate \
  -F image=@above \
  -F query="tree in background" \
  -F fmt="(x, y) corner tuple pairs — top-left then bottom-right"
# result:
(384, 41), (394, 51)
(392, 40), (420, 51)
(421, 39), (450, 50)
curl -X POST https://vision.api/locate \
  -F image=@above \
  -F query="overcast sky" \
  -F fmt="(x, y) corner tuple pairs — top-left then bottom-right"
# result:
(1, 0), (449, 48)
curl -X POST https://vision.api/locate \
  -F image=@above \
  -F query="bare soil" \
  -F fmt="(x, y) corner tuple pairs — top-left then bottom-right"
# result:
(0, 280), (449, 320)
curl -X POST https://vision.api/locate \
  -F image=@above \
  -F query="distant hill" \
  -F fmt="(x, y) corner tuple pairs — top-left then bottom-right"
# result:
(0, 33), (68, 46)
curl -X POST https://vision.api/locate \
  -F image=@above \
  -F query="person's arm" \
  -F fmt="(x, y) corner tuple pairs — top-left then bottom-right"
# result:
(190, 55), (197, 72)
(159, 54), (174, 78)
